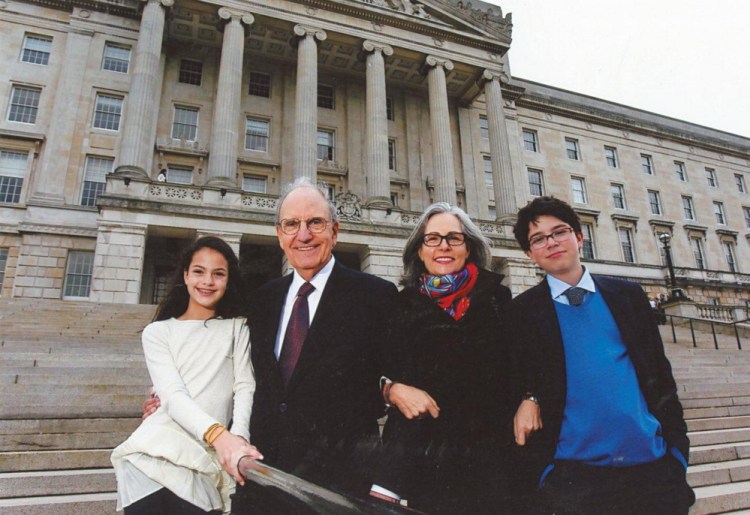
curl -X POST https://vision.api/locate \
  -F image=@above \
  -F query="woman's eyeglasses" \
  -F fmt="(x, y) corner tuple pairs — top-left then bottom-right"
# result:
(422, 232), (466, 247)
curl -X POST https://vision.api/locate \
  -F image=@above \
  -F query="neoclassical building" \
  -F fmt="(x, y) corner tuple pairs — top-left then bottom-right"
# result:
(1, 0), (749, 315)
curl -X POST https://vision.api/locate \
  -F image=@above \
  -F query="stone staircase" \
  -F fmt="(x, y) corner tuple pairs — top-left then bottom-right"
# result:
(0, 299), (748, 513)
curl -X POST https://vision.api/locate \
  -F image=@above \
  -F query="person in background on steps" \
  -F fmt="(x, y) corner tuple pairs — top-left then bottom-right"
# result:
(112, 236), (262, 514)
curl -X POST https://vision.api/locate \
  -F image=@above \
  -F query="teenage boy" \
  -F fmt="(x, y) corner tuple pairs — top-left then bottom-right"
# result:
(509, 196), (694, 515)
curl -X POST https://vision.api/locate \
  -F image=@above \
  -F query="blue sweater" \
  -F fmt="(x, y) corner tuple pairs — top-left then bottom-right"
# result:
(552, 291), (666, 467)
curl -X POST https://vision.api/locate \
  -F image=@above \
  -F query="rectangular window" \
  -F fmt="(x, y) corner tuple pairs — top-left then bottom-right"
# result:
(63, 251), (94, 298)
(92, 94), (123, 131)
(386, 97), (394, 121)
(0, 248), (7, 290)
(674, 161), (687, 181)
(565, 138), (580, 160)
(8, 86), (41, 124)
(522, 129), (538, 152)
(736, 174), (747, 193)
(619, 227), (635, 263)
(317, 129), (334, 162)
(479, 115), (489, 140)
(317, 84), (335, 109)
(80, 156), (113, 207)
(648, 190), (662, 215)
(242, 174), (267, 194)
(744, 206), (750, 229)
(166, 165), (193, 185)
(611, 183), (626, 209)
(604, 146), (618, 168)
(581, 223), (595, 260)
(0, 150), (27, 204)
(682, 196), (695, 220)
(571, 177), (587, 204)
(705, 168), (718, 188)
(21, 34), (52, 65)
(102, 43), (130, 73)
(484, 156), (494, 202)
(171, 106), (198, 141)
(723, 242), (737, 273)
(245, 117), (269, 152)
(641, 154), (654, 175)
(713, 201), (726, 225)
(388, 139), (396, 171)
(690, 237), (706, 269)
(248, 72), (271, 97)
(178, 59), (202, 86)
(488, 206), (496, 219)
(528, 168), (544, 197)
(390, 192), (399, 207)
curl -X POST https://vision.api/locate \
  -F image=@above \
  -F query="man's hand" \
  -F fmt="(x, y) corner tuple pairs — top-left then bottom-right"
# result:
(142, 386), (160, 420)
(514, 399), (542, 446)
(388, 383), (440, 420)
(212, 432), (263, 485)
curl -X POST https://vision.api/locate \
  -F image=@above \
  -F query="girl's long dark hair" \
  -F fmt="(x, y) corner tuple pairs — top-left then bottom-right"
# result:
(153, 236), (247, 322)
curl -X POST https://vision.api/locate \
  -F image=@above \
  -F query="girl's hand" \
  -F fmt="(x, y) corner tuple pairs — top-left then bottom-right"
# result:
(211, 432), (263, 485)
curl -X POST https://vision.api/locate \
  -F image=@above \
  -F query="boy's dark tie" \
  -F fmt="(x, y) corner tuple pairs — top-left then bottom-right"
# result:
(563, 287), (586, 306)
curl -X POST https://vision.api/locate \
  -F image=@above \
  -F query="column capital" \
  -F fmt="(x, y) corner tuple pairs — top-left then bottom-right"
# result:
(362, 39), (393, 57)
(217, 7), (254, 26)
(422, 54), (454, 73)
(142, 0), (174, 7)
(293, 24), (327, 42)
(481, 68), (509, 85)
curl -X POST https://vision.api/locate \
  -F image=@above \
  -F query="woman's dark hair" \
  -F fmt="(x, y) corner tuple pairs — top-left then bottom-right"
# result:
(513, 196), (582, 252)
(153, 236), (247, 321)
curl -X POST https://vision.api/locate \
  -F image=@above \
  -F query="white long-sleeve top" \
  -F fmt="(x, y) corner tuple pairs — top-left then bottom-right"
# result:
(112, 317), (254, 512)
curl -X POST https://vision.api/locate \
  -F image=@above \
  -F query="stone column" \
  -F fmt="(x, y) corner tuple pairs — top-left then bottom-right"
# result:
(206, 8), (254, 188)
(115, 0), (173, 178)
(481, 68), (515, 220)
(423, 55), (456, 203)
(292, 25), (326, 181)
(362, 40), (393, 208)
(90, 222), (147, 304)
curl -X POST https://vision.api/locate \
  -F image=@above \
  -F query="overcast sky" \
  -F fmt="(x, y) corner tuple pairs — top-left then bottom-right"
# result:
(482, 0), (749, 138)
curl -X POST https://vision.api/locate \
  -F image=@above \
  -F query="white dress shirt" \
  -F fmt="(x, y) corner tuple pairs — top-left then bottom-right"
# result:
(546, 266), (597, 305)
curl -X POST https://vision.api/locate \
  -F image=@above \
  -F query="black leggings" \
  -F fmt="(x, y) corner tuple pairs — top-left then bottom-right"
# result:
(124, 488), (221, 515)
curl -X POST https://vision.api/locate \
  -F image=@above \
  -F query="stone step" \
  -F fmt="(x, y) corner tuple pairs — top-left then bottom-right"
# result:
(0, 418), (141, 436)
(0, 395), (143, 419)
(680, 384), (750, 398)
(0, 371), (149, 386)
(4, 385), (148, 398)
(0, 492), (117, 514)
(683, 396), (750, 409)
(689, 428), (750, 447)
(0, 449), (114, 473)
(685, 406), (750, 420)
(689, 441), (750, 466)
(0, 431), (132, 453)
(691, 480), (750, 515)
(0, 342), (143, 354)
(688, 458), (750, 488)
(0, 468), (115, 498)
(688, 416), (750, 432)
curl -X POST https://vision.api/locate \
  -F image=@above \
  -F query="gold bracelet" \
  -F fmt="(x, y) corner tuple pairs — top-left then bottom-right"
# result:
(207, 426), (226, 446)
(203, 423), (224, 444)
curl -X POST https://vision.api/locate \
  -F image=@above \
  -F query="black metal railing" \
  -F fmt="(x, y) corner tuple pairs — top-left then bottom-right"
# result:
(661, 313), (748, 350)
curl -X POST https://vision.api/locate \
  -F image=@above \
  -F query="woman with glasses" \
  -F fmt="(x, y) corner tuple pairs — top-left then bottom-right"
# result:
(370, 203), (539, 513)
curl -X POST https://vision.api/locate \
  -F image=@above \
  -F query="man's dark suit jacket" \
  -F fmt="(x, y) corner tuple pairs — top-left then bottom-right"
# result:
(507, 275), (689, 485)
(244, 261), (397, 496)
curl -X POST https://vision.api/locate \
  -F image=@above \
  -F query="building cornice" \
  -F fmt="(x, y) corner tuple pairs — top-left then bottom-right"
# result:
(16, 0), (140, 18)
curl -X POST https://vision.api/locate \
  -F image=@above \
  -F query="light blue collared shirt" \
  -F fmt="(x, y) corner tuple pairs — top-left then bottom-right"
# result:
(546, 267), (596, 305)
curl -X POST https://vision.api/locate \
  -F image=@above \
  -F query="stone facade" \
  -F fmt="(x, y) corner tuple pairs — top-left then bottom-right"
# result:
(0, 0), (748, 313)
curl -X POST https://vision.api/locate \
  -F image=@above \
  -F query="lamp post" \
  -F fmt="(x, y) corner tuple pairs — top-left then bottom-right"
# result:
(658, 232), (684, 301)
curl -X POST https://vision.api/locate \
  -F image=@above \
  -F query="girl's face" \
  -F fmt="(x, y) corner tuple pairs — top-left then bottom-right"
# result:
(182, 247), (229, 318)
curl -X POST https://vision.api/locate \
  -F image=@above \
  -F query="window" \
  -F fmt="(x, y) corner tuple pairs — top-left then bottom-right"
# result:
(388, 139), (396, 171)
(0, 150), (27, 204)
(479, 115), (489, 140)
(317, 129), (334, 162)
(386, 97), (394, 121)
(604, 146), (618, 168)
(8, 86), (41, 124)
(618, 227), (635, 263)
(242, 174), (267, 194)
(484, 156), (493, 196)
(744, 206), (750, 229)
(248, 72), (271, 97)
(648, 190), (662, 215)
(682, 196), (695, 220)
(736, 174), (747, 193)
(565, 138), (580, 160)
(705, 168), (718, 188)
(171, 106), (198, 141)
(21, 34), (52, 65)
(166, 165), (192, 185)
(641, 154), (654, 175)
(80, 156), (113, 207)
(723, 242), (737, 272)
(317, 84), (335, 109)
(178, 59), (202, 85)
(522, 129), (538, 152)
(102, 43), (130, 73)
(656, 234), (668, 266)
(713, 201), (726, 225)
(571, 177), (587, 204)
(674, 161), (687, 181)
(245, 118), (269, 152)
(63, 251), (94, 298)
(581, 223), (595, 260)
(528, 168), (544, 197)
(690, 237), (706, 269)
(611, 183), (626, 209)
(488, 206), (496, 219)
(92, 94), (123, 131)
(390, 192), (399, 207)
(0, 248), (7, 290)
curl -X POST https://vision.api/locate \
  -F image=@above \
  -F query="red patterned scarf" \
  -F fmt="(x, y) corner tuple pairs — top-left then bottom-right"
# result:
(418, 263), (479, 320)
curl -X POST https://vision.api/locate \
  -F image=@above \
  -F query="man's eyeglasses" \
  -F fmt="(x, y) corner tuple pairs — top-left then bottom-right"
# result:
(277, 217), (330, 235)
(528, 227), (575, 249)
(422, 232), (466, 247)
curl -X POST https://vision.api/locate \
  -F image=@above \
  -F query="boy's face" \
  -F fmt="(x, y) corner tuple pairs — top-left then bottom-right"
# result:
(525, 215), (584, 280)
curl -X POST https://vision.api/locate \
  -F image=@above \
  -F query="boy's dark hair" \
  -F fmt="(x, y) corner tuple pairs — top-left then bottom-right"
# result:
(513, 196), (582, 252)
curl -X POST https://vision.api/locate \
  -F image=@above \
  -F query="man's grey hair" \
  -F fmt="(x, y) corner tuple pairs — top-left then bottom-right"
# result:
(274, 177), (339, 224)
(401, 202), (492, 287)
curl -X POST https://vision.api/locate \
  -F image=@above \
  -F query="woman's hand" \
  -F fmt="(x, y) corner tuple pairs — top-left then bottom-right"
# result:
(142, 387), (160, 420)
(514, 399), (542, 446)
(211, 432), (264, 485)
(388, 383), (440, 420)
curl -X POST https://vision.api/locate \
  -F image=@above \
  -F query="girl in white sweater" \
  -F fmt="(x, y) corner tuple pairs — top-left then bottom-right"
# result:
(112, 236), (262, 514)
